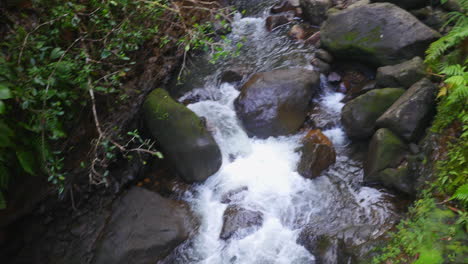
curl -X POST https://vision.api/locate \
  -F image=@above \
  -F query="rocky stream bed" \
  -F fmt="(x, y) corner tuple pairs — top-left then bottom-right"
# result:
(2, 0), (459, 263)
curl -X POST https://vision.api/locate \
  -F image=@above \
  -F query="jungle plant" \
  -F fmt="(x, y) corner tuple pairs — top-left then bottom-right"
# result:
(0, 0), (236, 208)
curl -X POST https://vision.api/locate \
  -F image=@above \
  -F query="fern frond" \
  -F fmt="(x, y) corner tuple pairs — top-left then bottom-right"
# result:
(425, 25), (468, 67)
(441, 64), (466, 76)
(452, 184), (468, 205)
(445, 75), (467, 86)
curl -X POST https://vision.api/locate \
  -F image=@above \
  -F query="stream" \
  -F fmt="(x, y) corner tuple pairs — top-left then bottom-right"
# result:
(163, 2), (399, 263)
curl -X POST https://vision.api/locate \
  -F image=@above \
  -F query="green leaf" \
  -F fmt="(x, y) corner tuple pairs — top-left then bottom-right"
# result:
(100, 50), (112, 59)
(0, 101), (4, 114)
(16, 150), (37, 175)
(0, 191), (6, 210)
(50, 47), (64, 60)
(0, 84), (12, 100)
(154, 151), (164, 159)
(0, 120), (13, 147)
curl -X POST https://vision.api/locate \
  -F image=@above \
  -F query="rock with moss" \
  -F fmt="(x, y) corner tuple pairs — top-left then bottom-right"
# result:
(234, 68), (320, 138)
(320, 3), (440, 66)
(364, 129), (414, 194)
(376, 78), (438, 141)
(341, 88), (405, 139)
(376, 57), (426, 88)
(143, 88), (222, 183)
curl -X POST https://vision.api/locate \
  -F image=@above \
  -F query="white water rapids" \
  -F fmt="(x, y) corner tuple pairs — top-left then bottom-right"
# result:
(162, 9), (398, 264)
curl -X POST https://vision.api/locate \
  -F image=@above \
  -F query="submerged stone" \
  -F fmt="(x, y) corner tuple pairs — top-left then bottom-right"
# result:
(220, 205), (263, 240)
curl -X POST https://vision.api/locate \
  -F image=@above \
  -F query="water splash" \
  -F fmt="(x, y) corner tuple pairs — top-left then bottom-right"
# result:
(163, 10), (397, 264)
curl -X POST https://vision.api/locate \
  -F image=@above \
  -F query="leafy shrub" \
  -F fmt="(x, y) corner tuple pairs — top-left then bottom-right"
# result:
(0, 0), (235, 208)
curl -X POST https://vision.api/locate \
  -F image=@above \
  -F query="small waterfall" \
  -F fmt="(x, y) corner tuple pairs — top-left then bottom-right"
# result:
(162, 6), (398, 264)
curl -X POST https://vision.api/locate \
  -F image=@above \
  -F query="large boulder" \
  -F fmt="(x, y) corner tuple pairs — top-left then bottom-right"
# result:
(234, 68), (320, 138)
(321, 3), (440, 66)
(300, 0), (332, 25)
(341, 88), (405, 139)
(371, 0), (429, 10)
(376, 57), (426, 88)
(93, 187), (197, 264)
(376, 78), (438, 141)
(143, 88), (222, 182)
(364, 129), (414, 194)
(220, 205), (263, 240)
(297, 129), (336, 178)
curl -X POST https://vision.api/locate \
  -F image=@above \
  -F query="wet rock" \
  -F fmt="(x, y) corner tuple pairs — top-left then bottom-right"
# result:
(271, 0), (303, 17)
(266, 14), (290, 31)
(376, 78), (438, 141)
(219, 70), (243, 84)
(300, 0), (332, 25)
(311, 58), (331, 73)
(143, 89), (222, 182)
(341, 68), (373, 98)
(341, 88), (405, 139)
(297, 231), (334, 263)
(364, 129), (412, 193)
(378, 164), (415, 194)
(370, 0), (429, 10)
(376, 57), (425, 88)
(342, 80), (377, 102)
(305, 31), (321, 45)
(327, 72), (341, 83)
(220, 187), (249, 204)
(289, 24), (317, 41)
(316, 49), (333, 63)
(364, 129), (407, 177)
(321, 3), (440, 66)
(235, 68), (320, 138)
(297, 129), (336, 178)
(93, 187), (197, 264)
(220, 205), (263, 240)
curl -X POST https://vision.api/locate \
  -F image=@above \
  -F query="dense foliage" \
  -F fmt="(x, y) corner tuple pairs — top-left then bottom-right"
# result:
(0, 0), (233, 208)
(373, 1), (468, 263)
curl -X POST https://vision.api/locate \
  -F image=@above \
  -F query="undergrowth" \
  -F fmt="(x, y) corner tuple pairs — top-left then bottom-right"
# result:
(0, 0), (237, 208)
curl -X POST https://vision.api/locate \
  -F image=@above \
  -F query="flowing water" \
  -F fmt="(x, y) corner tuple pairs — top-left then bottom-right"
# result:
(163, 3), (398, 263)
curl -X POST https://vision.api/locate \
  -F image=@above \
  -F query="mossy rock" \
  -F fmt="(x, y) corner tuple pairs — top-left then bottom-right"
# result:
(143, 89), (222, 183)
(376, 78), (438, 141)
(341, 88), (405, 139)
(321, 3), (440, 66)
(364, 128), (412, 192)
